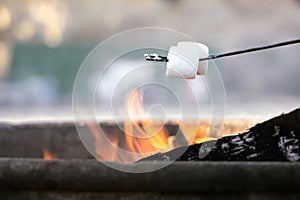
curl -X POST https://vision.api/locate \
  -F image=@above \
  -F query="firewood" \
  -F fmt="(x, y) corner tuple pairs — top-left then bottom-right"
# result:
(140, 108), (300, 162)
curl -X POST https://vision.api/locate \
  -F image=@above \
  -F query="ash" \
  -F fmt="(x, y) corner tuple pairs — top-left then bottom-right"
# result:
(140, 108), (300, 162)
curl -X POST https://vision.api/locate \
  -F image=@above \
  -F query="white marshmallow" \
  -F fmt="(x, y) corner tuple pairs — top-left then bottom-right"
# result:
(177, 42), (209, 76)
(196, 43), (209, 75)
(166, 46), (198, 79)
(166, 42), (209, 79)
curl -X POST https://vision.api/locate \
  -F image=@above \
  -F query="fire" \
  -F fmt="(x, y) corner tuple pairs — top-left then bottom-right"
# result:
(123, 91), (170, 155)
(179, 123), (209, 144)
(86, 120), (121, 162)
(88, 89), (214, 162)
(43, 149), (58, 160)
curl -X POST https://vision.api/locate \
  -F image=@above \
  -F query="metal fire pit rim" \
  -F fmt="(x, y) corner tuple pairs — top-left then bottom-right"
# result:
(2, 157), (299, 165)
(0, 158), (299, 193)
(0, 119), (183, 129)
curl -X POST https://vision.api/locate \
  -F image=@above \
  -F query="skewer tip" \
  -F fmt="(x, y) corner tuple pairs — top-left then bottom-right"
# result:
(144, 53), (168, 62)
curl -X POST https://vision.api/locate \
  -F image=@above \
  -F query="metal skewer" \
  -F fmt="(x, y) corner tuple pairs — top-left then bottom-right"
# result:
(144, 38), (300, 62)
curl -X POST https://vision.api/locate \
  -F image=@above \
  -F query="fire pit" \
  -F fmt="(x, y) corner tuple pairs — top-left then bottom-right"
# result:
(0, 159), (300, 199)
(0, 109), (300, 199)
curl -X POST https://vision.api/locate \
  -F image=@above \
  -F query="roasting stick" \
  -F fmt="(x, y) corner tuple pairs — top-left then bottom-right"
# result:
(144, 38), (300, 62)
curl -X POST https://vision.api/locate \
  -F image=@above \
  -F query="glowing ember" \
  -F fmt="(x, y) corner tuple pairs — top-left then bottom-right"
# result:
(43, 149), (58, 160)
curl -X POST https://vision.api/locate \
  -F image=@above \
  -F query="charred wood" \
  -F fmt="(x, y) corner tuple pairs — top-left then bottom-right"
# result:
(141, 108), (300, 162)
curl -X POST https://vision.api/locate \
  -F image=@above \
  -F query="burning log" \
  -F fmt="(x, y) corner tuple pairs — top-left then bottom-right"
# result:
(141, 108), (300, 162)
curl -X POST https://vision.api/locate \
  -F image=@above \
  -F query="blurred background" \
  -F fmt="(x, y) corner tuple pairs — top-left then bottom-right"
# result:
(0, 0), (300, 121)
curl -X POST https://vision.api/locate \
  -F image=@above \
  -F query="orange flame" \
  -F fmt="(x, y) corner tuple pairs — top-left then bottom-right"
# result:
(86, 90), (174, 162)
(43, 149), (58, 160)
(86, 120), (121, 161)
(123, 91), (170, 155)
(88, 90), (213, 162)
